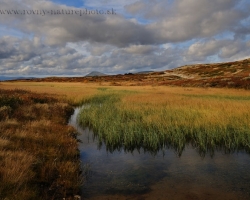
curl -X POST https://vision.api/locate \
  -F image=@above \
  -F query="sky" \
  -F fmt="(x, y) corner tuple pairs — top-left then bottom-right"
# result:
(0, 0), (250, 77)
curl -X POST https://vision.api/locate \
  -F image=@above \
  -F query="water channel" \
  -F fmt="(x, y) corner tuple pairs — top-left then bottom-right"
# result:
(69, 107), (250, 200)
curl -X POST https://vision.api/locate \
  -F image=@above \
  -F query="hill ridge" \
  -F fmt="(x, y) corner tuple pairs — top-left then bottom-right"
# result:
(85, 71), (107, 77)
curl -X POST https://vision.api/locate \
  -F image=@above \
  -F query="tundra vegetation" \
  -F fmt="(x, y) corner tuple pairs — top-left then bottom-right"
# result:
(0, 89), (82, 200)
(78, 87), (250, 156)
(1, 81), (250, 199)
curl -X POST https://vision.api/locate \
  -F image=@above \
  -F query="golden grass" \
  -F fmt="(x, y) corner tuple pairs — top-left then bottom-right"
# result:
(3, 81), (249, 100)
(0, 82), (99, 105)
(77, 85), (250, 155)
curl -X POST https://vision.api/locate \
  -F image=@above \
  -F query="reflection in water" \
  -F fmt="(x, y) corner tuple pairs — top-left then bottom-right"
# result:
(69, 108), (250, 200)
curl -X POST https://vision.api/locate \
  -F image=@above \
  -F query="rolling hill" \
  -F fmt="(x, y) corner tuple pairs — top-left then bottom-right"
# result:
(153, 58), (250, 88)
(5, 58), (250, 89)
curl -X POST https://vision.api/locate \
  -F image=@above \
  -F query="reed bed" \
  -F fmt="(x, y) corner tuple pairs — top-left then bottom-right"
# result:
(78, 88), (250, 156)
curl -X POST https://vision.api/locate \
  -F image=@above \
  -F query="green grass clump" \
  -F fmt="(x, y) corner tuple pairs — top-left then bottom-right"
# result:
(78, 91), (250, 156)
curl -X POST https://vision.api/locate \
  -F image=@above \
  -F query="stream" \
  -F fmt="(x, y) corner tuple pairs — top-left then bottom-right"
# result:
(69, 107), (250, 200)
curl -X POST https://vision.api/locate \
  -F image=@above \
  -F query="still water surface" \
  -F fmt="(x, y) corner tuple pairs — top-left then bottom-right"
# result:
(69, 108), (250, 200)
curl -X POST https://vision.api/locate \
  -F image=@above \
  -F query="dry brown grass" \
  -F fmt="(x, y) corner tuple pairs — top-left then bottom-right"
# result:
(0, 89), (82, 200)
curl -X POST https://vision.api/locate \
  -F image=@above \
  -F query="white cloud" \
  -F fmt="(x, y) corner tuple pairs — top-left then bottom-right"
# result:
(186, 39), (225, 60)
(147, 0), (249, 42)
(0, 0), (250, 76)
(219, 40), (250, 60)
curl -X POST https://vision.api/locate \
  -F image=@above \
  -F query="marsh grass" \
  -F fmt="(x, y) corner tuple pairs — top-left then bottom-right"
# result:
(182, 93), (250, 101)
(78, 89), (250, 156)
(0, 82), (100, 106)
(0, 89), (82, 200)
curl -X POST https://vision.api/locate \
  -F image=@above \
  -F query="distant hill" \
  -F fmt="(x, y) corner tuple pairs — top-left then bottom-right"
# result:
(5, 58), (250, 89)
(85, 71), (107, 77)
(0, 76), (34, 81)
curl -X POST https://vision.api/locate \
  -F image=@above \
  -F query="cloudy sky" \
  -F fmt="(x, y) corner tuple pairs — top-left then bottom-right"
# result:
(0, 0), (250, 77)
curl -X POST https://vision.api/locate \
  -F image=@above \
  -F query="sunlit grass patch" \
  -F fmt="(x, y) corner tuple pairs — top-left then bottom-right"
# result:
(1, 82), (99, 106)
(182, 93), (250, 101)
(78, 87), (250, 156)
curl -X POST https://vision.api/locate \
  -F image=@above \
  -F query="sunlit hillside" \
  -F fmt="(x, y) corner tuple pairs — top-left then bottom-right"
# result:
(4, 58), (250, 89)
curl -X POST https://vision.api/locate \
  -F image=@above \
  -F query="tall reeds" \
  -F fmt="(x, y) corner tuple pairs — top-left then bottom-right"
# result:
(78, 89), (250, 156)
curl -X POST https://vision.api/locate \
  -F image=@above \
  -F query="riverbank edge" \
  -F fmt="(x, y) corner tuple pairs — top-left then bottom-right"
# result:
(0, 89), (83, 200)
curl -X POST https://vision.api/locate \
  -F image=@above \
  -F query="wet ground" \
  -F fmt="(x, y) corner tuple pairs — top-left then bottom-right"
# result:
(69, 108), (250, 200)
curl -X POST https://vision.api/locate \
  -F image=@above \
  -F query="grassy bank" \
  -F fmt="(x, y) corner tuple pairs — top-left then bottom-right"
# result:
(0, 89), (82, 200)
(78, 88), (250, 156)
(1, 81), (250, 198)
(0, 82), (99, 106)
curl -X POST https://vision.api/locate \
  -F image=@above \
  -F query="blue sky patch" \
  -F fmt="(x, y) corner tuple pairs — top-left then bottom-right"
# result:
(51, 0), (84, 8)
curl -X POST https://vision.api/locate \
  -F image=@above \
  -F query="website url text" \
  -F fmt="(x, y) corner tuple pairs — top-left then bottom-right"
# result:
(0, 9), (116, 16)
